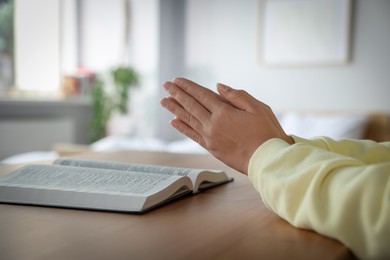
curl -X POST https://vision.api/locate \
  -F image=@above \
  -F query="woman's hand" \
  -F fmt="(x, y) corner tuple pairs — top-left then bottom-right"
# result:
(160, 78), (293, 174)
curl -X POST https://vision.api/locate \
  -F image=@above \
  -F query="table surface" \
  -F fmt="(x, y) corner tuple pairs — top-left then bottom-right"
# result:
(0, 150), (355, 260)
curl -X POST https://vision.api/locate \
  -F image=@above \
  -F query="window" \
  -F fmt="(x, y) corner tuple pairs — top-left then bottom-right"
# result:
(14, 0), (61, 94)
(6, 0), (134, 98)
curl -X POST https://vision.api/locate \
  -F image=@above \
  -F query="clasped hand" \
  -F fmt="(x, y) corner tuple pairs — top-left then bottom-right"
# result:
(160, 78), (293, 174)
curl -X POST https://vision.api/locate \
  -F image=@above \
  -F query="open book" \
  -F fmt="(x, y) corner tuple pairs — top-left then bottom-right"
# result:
(0, 158), (233, 213)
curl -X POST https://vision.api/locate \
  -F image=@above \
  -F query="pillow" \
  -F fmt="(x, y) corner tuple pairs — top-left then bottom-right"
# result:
(279, 112), (368, 140)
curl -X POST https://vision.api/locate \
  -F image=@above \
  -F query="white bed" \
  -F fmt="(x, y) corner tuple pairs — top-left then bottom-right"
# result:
(2, 112), (389, 164)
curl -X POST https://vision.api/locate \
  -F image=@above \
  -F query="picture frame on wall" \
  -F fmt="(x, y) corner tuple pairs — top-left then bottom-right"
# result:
(258, 0), (353, 66)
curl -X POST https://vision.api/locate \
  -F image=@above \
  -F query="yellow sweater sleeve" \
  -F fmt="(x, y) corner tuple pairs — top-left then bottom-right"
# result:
(248, 137), (390, 259)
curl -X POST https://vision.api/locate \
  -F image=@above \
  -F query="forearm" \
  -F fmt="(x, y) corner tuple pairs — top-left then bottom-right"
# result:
(248, 138), (390, 259)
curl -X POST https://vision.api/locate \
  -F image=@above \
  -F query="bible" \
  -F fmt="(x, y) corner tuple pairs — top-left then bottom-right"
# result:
(0, 158), (233, 213)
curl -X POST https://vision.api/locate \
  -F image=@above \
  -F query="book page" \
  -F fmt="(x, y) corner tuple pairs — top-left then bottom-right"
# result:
(0, 165), (186, 196)
(54, 158), (229, 193)
(54, 158), (202, 177)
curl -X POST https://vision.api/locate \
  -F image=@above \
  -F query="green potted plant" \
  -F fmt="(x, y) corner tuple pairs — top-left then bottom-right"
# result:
(90, 66), (139, 142)
(0, 0), (14, 91)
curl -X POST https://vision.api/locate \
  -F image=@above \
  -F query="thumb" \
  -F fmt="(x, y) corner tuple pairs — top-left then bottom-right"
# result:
(217, 83), (255, 111)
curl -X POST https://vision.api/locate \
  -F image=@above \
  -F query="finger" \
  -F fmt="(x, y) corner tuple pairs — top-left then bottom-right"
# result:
(160, 96), (183, 109)
(170, 118), (207, 148)
(160, 96), (204, 133)
(173, 78), (226, 112)
(163, 81), (211, 123)
(216, 83), (262, 112)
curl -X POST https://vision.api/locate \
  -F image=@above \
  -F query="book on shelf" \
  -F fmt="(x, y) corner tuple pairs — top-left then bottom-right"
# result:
(0, 158), (233, 213)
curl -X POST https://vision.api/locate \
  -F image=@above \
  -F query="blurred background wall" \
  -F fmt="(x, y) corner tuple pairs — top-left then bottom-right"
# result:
(156, 0), (390, 140)
(1, 0), (389, 158)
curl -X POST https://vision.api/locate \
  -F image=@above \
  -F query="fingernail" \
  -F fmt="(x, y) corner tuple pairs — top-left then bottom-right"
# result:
(218, 83), (231, 92)
(163, 82), (174, 92)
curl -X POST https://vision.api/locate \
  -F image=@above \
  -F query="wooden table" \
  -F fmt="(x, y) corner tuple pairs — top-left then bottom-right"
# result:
(0, 150), (355, 260)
